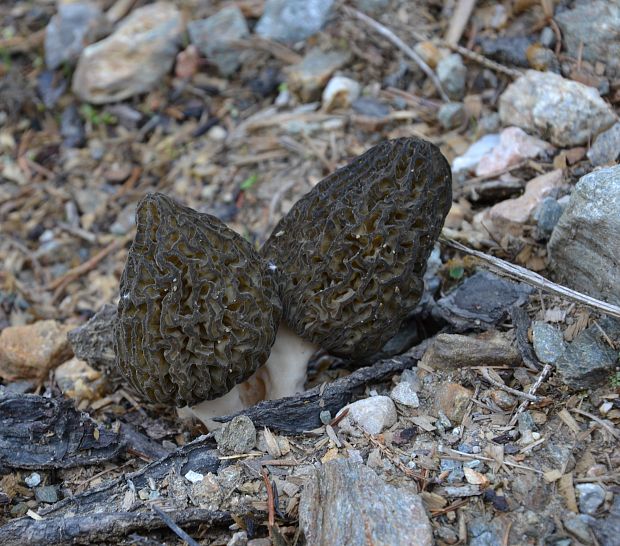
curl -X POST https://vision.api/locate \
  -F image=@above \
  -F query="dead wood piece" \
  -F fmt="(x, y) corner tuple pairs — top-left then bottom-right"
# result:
(215, 345), (427, 433)
(0, 508), (232, 546)
(38, 437), (220, 519)
(0, 394), (124, 470)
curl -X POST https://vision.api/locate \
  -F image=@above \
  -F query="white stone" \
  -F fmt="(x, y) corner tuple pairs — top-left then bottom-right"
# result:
(337, 395), (397, 436)
(322, 75), (361, 111)
(184, 470), (204, 483)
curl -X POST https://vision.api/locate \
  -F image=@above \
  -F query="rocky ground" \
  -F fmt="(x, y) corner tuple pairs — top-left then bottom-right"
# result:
(0, 0), (619, 545)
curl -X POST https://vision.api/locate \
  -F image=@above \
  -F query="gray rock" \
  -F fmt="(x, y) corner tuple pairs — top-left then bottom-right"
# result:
(534, 197), (564, 239)
(499, 70), (617, 147)
(531, 322), (565, 364)
(436, 54), (467, 101)
(540, 27), (556, 49)
(337, 396), (397, 436)
(299, 459), (433, 546)
(227, 531), (248, 546)
(438, 102), (465, 130)
(213, 415), (256, 454)
(590, 494), (620, 545)
(517, 411), (537, 434)
(576, 483), (606, 515)
(478, 36), (533, 68)
(555, 318), (620, 389)
(390, 382), (420, 408)
(60, 104), (86, 148)
(352, 97), (390, 117)
(256, 0), (334, 43)
(548, 165), (620, 305)
(477, 113), (501, 136)
(440, 458), (464, 483)
(556, 1), (620, 79)
(587, 121), (620, 166)
(35, 485), (58, 504)
(45, 1), (104, 70)
(563, 513), (594, 545)
(188, 7), (249, 76)
(400, 368), (421, 391)
(468, 517), (504, 546)
(72, 2), (183, 104)
(286, 47), (350, 102)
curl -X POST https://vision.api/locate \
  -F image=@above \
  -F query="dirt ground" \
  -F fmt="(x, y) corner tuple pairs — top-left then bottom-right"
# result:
(0, 1), (619, 545)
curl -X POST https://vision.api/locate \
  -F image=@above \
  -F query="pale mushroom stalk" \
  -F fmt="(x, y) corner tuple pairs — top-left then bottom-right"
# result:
(190, 323), (319, 429)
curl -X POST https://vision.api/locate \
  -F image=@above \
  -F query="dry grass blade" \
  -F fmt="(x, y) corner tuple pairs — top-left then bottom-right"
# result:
(445, 0), (477, 46)
(441, 237), (620, 319)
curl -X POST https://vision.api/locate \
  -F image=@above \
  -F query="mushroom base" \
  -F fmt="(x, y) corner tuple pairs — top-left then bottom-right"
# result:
(189, 324), (319, 429)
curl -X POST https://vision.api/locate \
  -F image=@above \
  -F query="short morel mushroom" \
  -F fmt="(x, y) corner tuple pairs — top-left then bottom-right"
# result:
(115, 193), (285, 427)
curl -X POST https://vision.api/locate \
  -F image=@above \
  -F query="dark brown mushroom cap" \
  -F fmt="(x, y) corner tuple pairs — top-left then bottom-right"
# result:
(115, 193), (282, 406)
(260, 137), (452, 359)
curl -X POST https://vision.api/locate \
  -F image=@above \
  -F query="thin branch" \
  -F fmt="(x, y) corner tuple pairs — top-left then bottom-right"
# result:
(344, 6), (450, 102)
(440, 237), (620, 320)
(480, 368), (539, 402)
(509, 364), (553, 427)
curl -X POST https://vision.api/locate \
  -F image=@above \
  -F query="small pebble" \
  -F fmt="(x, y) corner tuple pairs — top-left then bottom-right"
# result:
(576, 483), (606, 515)
(185, 470), (204, 483)
(320, 410), (332, 425)
(35, 485), (58, 504)
(25, 472), (41, 488)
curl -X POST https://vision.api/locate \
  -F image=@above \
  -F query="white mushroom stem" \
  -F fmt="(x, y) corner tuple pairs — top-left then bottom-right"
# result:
(189, 323), (319, 429)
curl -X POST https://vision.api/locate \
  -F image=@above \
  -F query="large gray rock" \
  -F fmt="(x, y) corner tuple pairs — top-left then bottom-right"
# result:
(72, 2), (183, 103)
(299, 459), (433, 546)
(499, 70), (616, 147)
(45, 1), (105, 70)
(188, 6), (249, 76)
(256, 0), (334, 43)
(548, 165), (620, 305)
(556, 0), (620, 79)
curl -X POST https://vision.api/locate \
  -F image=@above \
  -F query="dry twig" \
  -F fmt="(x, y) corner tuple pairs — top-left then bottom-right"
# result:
(509, 364), (553, 427)
(480, 368), (540, 402)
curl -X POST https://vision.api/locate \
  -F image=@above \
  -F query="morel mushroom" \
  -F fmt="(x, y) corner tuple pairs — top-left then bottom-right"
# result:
(115, 193), (286, 427)
(261, 137), (452, 358)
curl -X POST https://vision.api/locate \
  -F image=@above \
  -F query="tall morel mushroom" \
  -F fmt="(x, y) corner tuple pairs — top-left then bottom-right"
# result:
(115, 193), (286, 427)
(261, 137), (452, 358)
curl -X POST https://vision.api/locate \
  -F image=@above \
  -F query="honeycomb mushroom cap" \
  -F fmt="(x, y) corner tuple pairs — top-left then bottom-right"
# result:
(260, 137), (452, 359)
(115, 193), (282, 407)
